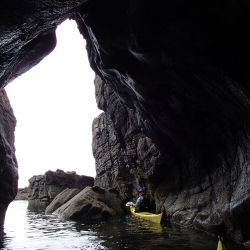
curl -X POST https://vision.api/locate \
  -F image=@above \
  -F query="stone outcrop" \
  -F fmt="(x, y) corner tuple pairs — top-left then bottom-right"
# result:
(28, 169), (94, 210)
(54, 186), (124, 220)
(0, 89), (17, 233)
(45, 188), (81, 214)
(0, 1), (250, 247)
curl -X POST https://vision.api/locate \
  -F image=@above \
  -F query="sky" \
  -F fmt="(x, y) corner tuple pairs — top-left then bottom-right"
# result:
(5, 20), (102, 188)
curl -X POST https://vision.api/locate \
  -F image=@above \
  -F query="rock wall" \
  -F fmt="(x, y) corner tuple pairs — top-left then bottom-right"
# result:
(28, 169), (94, 210)
(93, 75), (164, 206)
(0, 89), (17, 233)
(80, 2), (250, 247)
(92, 74), (250, 248)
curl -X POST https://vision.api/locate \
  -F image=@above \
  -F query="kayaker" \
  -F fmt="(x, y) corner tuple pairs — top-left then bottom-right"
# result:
(135, 187), (148, 212)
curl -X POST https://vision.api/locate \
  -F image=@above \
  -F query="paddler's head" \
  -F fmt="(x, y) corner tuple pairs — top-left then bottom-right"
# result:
(138, 187), (145, 196)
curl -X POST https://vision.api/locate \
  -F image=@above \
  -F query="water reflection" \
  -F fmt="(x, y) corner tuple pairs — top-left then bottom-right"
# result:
(1, 201), (245, 250)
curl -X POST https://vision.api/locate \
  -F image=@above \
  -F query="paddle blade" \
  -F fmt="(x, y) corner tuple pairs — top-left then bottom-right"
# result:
(126, 202), (135, 207)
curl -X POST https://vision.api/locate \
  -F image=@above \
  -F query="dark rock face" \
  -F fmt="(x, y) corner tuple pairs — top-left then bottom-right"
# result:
(0, 90), (17, 233)
(0, 0), (87, 88)
(93, 75), (250, 246)
(0, 0), (250, 247)
(93, 75), (163, 205)
(80, 2), (250, 247)
(28, 169), (94, 210)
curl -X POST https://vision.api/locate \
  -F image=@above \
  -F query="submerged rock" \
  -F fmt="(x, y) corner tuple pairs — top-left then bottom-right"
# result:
(54, 186), (124, 220)
(28, 169), (94, 211)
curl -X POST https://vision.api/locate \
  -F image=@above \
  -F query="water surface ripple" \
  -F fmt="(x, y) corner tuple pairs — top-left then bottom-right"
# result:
(1, 201), (243, 250)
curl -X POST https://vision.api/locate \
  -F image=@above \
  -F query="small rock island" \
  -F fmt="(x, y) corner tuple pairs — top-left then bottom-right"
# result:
(27, 169), (124, 220)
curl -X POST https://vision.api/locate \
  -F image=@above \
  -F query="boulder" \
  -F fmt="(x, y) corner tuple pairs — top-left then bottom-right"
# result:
(55, 186), (124, 220)
(45, 188), (81, 214)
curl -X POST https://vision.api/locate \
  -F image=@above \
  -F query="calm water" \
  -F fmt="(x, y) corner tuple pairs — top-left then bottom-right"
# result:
(0, 201), (243, 250)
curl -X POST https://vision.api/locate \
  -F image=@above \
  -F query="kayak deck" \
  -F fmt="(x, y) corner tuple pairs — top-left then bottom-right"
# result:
(130, 207), (163, 224)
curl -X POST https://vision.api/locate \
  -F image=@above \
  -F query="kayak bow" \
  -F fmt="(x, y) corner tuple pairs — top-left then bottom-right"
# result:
(130, 207), (163, 224)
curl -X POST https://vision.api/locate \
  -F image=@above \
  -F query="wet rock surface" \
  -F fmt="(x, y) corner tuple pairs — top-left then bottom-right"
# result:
(0, 1), (250, 247)
(28, 169), (94, 211)
(45, 188), (81, 214)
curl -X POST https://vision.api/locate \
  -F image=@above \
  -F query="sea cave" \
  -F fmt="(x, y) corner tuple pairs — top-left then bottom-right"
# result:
(0, 1), (250, 248)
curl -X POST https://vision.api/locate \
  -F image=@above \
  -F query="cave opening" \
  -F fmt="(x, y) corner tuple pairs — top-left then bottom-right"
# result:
(5, 19), (101, 188)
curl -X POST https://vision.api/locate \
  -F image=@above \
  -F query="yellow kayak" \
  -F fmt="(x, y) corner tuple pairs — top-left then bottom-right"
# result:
(217, 238), (225, 250)
(130, 207), (163, 224)
(217, 239), (223, 250)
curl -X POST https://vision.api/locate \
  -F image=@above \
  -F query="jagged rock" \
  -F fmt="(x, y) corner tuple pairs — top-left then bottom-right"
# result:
(54, 186), (124, 220)
(45, 188), (81, 214)
(28, 169), (94, 211)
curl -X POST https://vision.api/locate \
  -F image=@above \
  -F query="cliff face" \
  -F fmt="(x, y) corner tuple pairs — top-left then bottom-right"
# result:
(0, 90), (17, 232)
(0, 0), (250, 247)
(93, 77), (250, 246)
(93, 75), (164, 203)
(82, 2), (250, 247)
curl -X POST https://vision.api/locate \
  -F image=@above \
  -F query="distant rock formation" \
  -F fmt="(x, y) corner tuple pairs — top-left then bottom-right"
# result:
(54, 186), (124, 220)
(28, 169), (94, 211)
(15, 187), (28, 200)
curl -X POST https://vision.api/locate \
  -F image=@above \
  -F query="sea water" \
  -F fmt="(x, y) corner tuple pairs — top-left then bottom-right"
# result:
(0, 201), (243, 250)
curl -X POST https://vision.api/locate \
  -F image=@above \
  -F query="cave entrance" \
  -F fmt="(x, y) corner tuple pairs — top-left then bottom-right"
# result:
(5, 20), (101, 188)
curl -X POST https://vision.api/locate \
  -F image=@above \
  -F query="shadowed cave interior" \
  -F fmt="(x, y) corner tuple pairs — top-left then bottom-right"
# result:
(0, 1), (250, 248)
